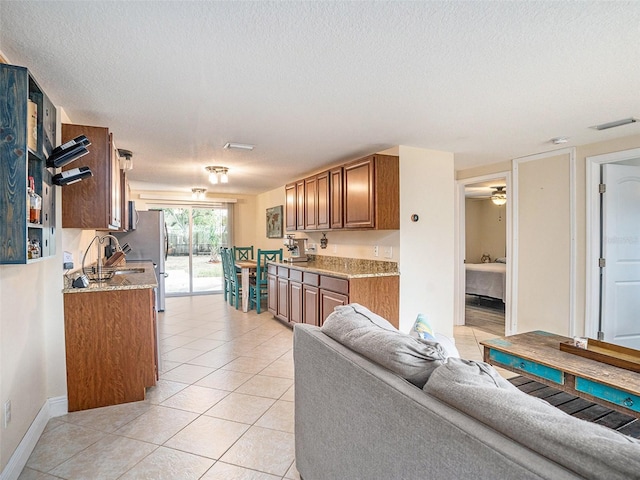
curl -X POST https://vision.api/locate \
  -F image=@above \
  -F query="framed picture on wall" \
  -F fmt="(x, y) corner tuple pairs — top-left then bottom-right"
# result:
(266, 205), (283, 238)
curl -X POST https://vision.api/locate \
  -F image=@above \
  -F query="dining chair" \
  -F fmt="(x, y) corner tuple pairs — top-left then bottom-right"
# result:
(220, 247), (232, 302)
(234, 246), (254, 261)
(222, 247), (242, 308)
(249, 248), (283, 314)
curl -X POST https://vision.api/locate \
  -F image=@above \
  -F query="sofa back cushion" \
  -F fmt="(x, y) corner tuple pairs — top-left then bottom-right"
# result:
(424, 358), (640, 480)
(321, 304), (445, 387)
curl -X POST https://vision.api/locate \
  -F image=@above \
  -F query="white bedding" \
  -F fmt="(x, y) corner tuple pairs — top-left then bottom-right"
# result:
(465, 263), (506, 302)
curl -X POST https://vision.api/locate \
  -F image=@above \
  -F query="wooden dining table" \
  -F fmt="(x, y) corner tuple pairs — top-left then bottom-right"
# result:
(235, 260), (257, 312)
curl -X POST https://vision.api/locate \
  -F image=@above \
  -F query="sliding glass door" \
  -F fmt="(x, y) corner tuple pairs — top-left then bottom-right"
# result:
(162, 205), (230, 295)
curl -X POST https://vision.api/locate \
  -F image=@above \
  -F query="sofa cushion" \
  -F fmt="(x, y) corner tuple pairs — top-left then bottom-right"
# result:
(424, 358), (640, 480)
(321, 304), (445, 387)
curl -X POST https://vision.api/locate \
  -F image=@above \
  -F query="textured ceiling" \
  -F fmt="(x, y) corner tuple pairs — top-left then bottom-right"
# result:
(2, 1), (640, 195)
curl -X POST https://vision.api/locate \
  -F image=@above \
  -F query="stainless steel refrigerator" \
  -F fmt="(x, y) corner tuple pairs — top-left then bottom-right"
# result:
(114, 210), (167, 311)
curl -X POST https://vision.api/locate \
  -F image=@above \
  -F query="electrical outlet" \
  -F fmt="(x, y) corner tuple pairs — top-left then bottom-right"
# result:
(373, 246), (379, 257)
(383, 246), (393, 259)
(4, 400), (11, 428)
(332, 244), (338, 253)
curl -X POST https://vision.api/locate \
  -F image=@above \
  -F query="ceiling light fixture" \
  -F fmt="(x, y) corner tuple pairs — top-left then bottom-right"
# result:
(205, 166), (229, 184)
(191, 188), (206, 200)
(551, 137), (569, 145)
(117, 149), (133, 171)
(223, 142), (254, 151)
(491, 186), (507, 206)
(590, 117), (638, 130)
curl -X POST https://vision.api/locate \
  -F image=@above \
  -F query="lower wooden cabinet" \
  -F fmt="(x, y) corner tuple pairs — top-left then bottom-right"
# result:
(63, 287), (158, 411)
(267, 263), (399, 327)
(320, 289), (349, 324)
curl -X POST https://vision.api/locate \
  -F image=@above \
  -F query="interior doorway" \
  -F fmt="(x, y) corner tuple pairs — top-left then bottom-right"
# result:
(587, 148), (640, 349)
(455, 172), (512, 335)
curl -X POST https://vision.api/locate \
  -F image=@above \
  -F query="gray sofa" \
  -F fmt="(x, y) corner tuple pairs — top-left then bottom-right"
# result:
(293, 321), (640, 480)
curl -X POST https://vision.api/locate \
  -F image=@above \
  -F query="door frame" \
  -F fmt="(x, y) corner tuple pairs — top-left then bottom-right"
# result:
(454, 171), (513, 334)
(586, 147), (640, 339)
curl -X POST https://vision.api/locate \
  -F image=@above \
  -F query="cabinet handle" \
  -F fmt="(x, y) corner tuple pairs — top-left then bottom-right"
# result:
(519, 362), (526, 369)
(623, 397), (634, 407)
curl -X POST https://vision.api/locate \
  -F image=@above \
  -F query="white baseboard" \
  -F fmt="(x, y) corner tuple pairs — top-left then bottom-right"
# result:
(0, 396), (68, 480)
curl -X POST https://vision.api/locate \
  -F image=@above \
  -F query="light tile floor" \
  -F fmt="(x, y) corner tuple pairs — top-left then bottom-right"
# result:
(19, 295), (506, 480)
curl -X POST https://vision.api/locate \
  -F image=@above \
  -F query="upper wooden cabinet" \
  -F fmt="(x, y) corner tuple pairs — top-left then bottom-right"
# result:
(285, 183), (297, 231)
(61, 124), (122, 230)
(0, 64), (57, 264)
(285, 154), (398, 231)
(344, 154), (399, 230)
(329, 167), (343, 229)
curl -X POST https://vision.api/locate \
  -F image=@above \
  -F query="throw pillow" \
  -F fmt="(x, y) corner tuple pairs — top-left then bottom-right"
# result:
(424, 358), (640, 480)
(410, 313), (437, 341)
(322, 304), (445, 388)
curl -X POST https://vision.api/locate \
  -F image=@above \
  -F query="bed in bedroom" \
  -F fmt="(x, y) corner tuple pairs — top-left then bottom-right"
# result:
(465, 261), (506, 303)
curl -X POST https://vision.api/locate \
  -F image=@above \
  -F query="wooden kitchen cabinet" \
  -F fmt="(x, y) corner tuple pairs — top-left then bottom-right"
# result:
(285, 183), (297, 231)
(289, 269), (304, 324)
(329, 167), (343, 229)
(303, 283), (320, 326)
(61, 123), (122, 230)
(316, 171), (330, 230)
(304, 175), (317, 230)
(277, 276), (289, 321)
(267, 267), (279, 313)
(284, 154), (398, 231)
(0, 64), (57, 264)
(343, 154), (399, 230)
(63, 287), (157, 411)
(267, 262), (399, 327)
(296, 179), (305, 230)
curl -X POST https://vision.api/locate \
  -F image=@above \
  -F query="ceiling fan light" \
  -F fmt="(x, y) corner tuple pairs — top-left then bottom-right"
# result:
(491, 186), (507, 206)
(220, 171), (228, 183)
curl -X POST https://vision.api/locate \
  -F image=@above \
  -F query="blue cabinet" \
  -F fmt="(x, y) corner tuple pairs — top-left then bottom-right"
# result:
(0, 64), (57, 264)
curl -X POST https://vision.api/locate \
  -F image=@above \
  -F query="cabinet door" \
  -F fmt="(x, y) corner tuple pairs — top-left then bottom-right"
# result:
(285, 183), (297, 231)
(289, 281), (303, 324)
(320, 289), (349, 325)
(296, 179), (305, 230)
(316, 171), (330, 230)
(304, 176), (317, 230)
(303, 285), (320, 326)
(330, 167), (343, 229)
(61, 124), (115, 229)
(277, 276), (289, 321)
(344, 156), (375, 228)
(267, 274), (278, 315)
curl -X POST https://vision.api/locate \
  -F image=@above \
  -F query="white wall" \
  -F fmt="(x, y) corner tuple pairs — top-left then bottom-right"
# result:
(0, 109), (67, 472)
(399, 146), (455, 336)
(515, 151), (573, 335)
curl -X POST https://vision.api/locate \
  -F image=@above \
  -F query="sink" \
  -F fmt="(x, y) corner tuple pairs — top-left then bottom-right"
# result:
(113, 268), (145, 275)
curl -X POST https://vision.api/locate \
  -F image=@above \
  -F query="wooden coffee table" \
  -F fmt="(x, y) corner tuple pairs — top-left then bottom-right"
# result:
(480, 330), (640, 418)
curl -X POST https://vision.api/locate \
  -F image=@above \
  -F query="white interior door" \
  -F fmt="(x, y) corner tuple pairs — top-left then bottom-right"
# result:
(601, 163), (640, 348)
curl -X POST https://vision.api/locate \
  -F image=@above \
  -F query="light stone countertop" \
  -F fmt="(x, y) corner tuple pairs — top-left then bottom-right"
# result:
(270, 255), (399, 279)
(62, 261), (158, 294)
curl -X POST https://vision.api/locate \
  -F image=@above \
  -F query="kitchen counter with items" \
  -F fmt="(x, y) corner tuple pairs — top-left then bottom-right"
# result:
(268, 256), (399, 327)
(62, 260), (159, 411)
(62, 260), (157, 293)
